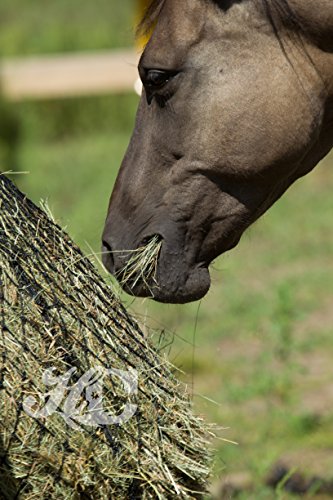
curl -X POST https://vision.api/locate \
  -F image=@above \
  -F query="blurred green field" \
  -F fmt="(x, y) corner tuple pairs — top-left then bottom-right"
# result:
(1, 1), (333, 497)
(0, 0), (133, 56)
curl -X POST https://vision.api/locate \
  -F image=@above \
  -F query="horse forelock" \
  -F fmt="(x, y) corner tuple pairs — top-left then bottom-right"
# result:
(137, 0), (306, 39)
(136, 0), (166, 39)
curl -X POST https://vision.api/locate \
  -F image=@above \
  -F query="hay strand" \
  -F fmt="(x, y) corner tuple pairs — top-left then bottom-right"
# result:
(116, 236), (162, 293)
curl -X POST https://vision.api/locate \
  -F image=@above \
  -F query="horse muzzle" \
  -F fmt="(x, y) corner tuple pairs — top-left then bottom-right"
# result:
(101, 233), (211, 304)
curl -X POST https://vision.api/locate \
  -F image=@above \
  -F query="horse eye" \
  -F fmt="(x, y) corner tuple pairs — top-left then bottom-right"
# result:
(141, 68), (179, 105)
(146, 70), (170, 88)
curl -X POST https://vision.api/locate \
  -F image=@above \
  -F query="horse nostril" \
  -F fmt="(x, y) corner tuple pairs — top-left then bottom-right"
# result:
(102, 240), (115, 273)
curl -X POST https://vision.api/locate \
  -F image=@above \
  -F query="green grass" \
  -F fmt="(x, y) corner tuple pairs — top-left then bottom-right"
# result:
(0, 0), (134, 56)
(15, 93), (140, 142)
(18, 130), (133, 249)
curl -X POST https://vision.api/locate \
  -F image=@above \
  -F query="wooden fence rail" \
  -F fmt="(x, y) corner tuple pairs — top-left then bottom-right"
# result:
(0, 49), (139, 101)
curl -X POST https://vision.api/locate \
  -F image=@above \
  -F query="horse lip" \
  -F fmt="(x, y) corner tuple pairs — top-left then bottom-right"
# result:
(120, 250), (210, 303)
(121, 274), (160, 299)
(122, 281), (154, 297)
(117, 233), (213, 303)
(154, 263), (211, 303)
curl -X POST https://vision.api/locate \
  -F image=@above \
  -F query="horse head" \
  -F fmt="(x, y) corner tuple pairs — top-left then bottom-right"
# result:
(103, 0), (333, 303)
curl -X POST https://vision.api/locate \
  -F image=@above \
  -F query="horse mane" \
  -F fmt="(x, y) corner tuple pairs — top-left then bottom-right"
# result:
(261, 0), (319, 80)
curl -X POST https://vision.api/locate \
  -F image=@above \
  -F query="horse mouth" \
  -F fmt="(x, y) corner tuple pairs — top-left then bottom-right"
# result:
(153, 262), (211, 304)
(122, 265), (211, 304)
(116, 237), (210, 303)
(102, 233), (211, 303)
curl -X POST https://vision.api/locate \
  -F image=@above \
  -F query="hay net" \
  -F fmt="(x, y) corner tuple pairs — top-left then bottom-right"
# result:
(0, 174), (211, 499)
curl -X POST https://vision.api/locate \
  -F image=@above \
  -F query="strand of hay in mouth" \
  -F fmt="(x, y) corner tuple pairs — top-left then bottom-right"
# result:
(0, 174), (212, 499)
(116, 236), (162, 293)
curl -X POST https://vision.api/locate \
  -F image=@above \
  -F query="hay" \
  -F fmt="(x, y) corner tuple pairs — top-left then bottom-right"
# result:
(116, 235), (162, 294)
(0, 174), (212, 499)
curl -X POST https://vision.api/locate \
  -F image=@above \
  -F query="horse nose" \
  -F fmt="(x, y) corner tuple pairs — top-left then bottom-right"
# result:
(102, 239), (115, 274)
